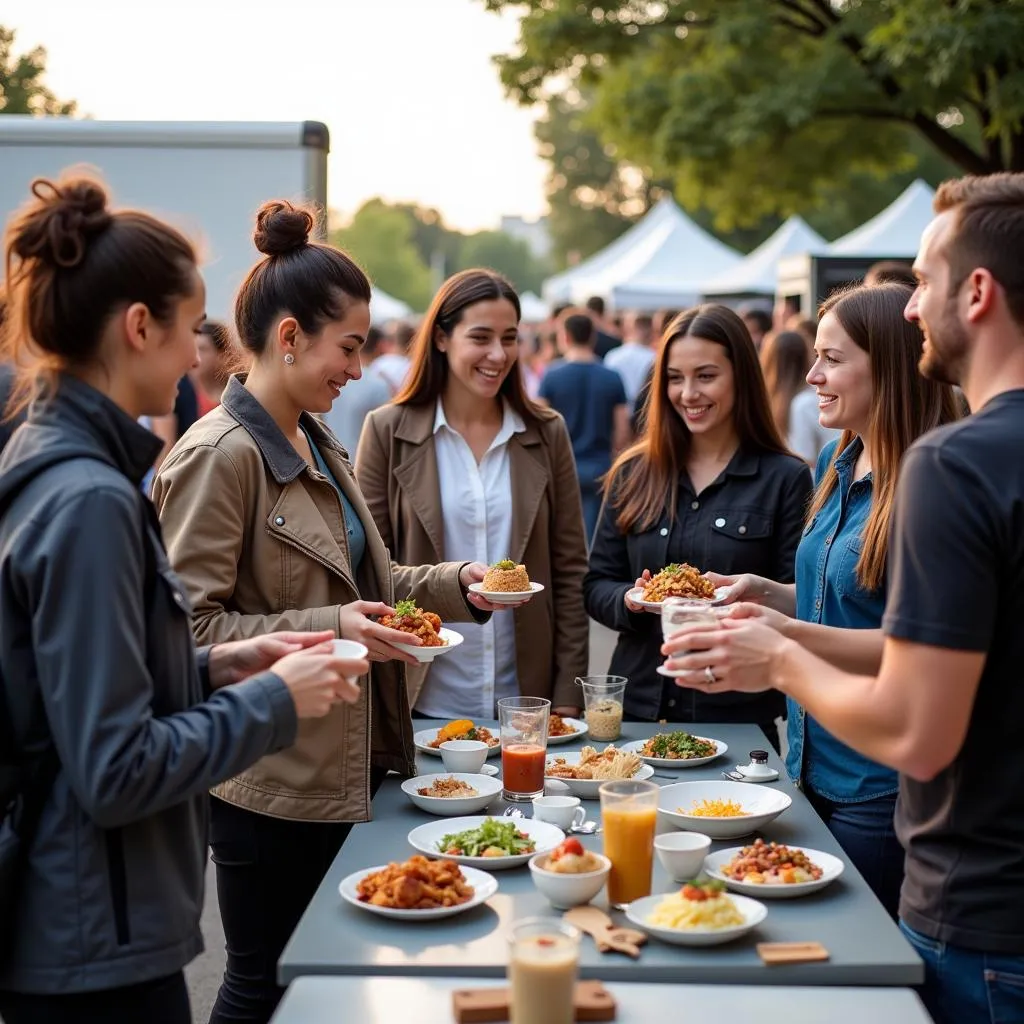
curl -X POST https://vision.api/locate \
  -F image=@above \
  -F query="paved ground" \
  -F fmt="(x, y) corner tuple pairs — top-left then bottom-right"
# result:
(184, 619), (620, 1021)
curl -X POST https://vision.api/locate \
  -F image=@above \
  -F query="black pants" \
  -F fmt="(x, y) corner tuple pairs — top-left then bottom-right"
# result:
(0, 970), (190, 1024)
(207, 798), (353, 1024)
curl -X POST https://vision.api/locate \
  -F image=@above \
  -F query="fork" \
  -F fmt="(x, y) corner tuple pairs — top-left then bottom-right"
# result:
(503, 806), (525, 819)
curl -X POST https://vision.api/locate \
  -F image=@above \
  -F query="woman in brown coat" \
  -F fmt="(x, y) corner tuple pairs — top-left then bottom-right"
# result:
(357, 269), (590, 719)
(152, 205), (503, 1024)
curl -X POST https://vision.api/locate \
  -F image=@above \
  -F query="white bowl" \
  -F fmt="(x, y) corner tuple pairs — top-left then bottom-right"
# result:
(393, 627), (464, 663)
(407, 815), (564, 869)
(704, 846), (845, 899)
(657, 781), (792, 839)
(466, 581), (545, 605)
(331, 639), (369, 661)
(400, 773), (502, 816)
(626, 890), (767, 946)
(339, 863), (498, 921)
(440, 740), (489, 774)
(655, 832), (712, 883)
(543, 751), (655, 799)
(619, 736), (727, 769)
(528, 851), (611, 909)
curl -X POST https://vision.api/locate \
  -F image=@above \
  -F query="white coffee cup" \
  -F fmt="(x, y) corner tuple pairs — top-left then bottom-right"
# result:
(332, 639), (369, 661)
(440, 740), (489, 773)
(532, 795), (586, 831)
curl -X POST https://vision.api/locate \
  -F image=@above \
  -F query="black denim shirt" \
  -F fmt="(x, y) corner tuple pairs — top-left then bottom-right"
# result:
(584, 446), (812, 723)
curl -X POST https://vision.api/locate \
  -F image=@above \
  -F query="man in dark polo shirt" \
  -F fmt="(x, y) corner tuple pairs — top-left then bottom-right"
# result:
(662, 173), (1024, 1024)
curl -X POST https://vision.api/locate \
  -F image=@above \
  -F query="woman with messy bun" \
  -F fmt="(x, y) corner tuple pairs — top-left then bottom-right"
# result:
(152, 200), (509, 1023)
(0, 175), (368, 1023)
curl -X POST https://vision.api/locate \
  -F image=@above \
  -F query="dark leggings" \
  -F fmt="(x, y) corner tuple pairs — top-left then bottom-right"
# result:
(207, 798), (353, 1024)
(0, 970), (190, 1024)
(804, 787), (904, 920)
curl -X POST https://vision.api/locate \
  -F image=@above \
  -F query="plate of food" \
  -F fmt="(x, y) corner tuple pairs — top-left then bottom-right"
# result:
(626, 563), (730, 610)
(546, 714), (589, 746)
(415, 720), (502, 758)
(466, 559), (545, 605)
(704, 839), (844, 898)
(381, 599), (463, 662)
(545, 745), (655, 799)
(407, 815), (564, 869)
(626, 880), (767, 946)
(400, 773), (503, 816)
(339, 854), (498, 921)
(620, 732), (727, 768)
(657, 781), (792, 839)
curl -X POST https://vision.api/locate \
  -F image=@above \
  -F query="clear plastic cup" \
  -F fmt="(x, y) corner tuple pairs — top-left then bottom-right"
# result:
(599, 778), (659, 908)
(498, 696), (550, 802)
(507, 917), (580, 1024)
(577, 675), (626, 741)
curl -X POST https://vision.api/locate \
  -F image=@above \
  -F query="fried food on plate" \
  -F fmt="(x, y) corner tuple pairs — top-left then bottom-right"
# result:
(546, 745), (642, 781)
(379, 598), (447, 647)
(356, 855), (474, 909)
(427, 720), (499, 749)
(641, 563), (715, 602)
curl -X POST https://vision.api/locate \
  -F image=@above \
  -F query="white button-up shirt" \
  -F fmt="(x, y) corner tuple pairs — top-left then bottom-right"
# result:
(414, 399), (526, 719)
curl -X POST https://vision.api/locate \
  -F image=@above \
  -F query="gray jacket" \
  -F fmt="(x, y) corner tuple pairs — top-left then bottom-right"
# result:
(0, 375), (298, 994)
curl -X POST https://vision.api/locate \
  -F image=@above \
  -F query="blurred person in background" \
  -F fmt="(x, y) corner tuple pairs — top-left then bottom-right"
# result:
(585, 295), (621, 359)
(604, 311), (655, 410)
(761, 329), (839, 464)
(370, 319), (414, 395)
(538, 311), (630, 540)
(357, 269), (589, 722)
(864, 260), (918, 288)
(322, 323), (391, 455)
(740, 306), (773, 352)
(193, 319), (235, 415)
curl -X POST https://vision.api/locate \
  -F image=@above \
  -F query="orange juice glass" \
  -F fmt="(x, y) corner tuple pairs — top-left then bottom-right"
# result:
(599, 779), (659, 908)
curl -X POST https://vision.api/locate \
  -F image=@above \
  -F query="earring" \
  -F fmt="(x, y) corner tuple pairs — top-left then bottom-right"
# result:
(283, 353), (295, 365)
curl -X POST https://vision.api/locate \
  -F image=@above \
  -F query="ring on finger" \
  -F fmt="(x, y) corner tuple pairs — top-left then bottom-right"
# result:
(704, 665), (716, 685)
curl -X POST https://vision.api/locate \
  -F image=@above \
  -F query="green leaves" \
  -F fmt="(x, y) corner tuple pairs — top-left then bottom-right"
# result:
(0, 26), (77, 117)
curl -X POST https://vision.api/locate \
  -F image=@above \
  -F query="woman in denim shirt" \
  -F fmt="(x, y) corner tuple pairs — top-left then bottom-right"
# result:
(666, 284), (959, 916)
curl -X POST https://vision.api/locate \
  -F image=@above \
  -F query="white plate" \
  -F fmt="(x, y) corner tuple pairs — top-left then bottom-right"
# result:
(546, 717), (589, 746)
(626, 891), (767, 946)
(467, 581), (545, 605)
(400, 773), (503, 816)
(393, 627), (464, 663)
(619, 736), (727, 769)
(704, 846), (844, 898)
(625, 587), (731, 611)
(339, 862), (498, 920)
(407, 815), (564, 869)
(414, 728), (501, 759)
(543, 751), (655, 799)
(657, 780), (792, 839)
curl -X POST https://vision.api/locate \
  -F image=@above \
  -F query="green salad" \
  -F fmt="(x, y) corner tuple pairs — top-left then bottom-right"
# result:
(641, 731), (717, 760)
(438, 818), (536, 857)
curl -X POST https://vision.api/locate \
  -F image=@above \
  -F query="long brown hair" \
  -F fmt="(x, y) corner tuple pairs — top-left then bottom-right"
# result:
(607, 304), (790, 534)
(806, 283), (960, 591)
(395, 268), (546, 423)
(760, 330), (812, 436)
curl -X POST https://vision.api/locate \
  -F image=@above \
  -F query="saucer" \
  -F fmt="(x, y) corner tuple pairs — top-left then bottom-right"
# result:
(480, 764), (499, 777)
(735, 764), (779, 783)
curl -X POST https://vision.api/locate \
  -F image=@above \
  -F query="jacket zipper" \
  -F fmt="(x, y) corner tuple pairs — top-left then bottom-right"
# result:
(105, 829), (130, 946)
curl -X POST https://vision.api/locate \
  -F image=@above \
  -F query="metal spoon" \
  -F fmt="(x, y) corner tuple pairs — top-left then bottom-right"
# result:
(570, 820), (602, 835)
(503, 806), (525, 819)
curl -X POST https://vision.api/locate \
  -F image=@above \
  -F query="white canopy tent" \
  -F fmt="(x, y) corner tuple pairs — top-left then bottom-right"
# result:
(701, 216), (827, 298)
(542, 197), (742, 311)
(519, 291), (549, 322)
(369, 287), (413, 324)
(828, 179), (936, 257)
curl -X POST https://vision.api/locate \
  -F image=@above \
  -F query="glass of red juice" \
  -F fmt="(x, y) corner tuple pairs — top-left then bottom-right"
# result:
(497, 696), (551, 802)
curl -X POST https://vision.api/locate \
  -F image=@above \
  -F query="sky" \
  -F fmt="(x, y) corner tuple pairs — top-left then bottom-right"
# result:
(3, 0), (549, 232)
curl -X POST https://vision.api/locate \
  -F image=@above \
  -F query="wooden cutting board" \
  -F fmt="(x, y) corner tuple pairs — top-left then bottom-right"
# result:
(452, 980), (617, 1022)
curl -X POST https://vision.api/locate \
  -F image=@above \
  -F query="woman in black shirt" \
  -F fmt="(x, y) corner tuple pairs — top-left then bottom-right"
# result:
(584, 305), (811, 750)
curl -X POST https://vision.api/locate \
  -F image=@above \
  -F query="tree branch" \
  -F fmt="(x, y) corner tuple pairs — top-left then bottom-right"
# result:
(772, 0), (830, 35)
(775, 14), (827, 37)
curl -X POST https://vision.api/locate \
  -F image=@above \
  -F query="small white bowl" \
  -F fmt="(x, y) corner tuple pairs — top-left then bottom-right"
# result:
(392, 627), (464, 663)
(332, 639), (369, 661)
(400, 773), (502, 816)
(655, 832), (712, 883)
(440, 740), (489, 774)
(529, 851), (611, 909)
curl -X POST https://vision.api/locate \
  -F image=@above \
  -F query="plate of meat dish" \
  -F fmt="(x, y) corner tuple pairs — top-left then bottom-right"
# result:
(626, 563), (731, 610)
(380, 599), (463, 663)
(415, 720), (502, 758)
(704, 839), (844, 898)
(545, 745), (655, 799)
(339, 855), (498, 920)
(546, 714), (588, 746)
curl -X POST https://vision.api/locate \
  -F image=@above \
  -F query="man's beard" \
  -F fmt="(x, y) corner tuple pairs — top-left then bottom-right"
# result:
(919, 304), (969, 386)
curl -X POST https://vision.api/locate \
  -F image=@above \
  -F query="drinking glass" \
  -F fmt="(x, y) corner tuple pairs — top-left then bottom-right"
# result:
(498, 696), (550, 802)
(599, 778), (659, 908)
(661, 597), (719, 675)
(576, 675), (627, 741)
(507, 917), (580, 1024)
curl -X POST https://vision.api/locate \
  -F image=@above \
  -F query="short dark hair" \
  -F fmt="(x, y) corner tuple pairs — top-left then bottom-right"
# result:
(934, 173), (1024, 326)
(235, 200), (371, 357)
(563, 313), (595, 347)
(391, 321), (415, 352)
(864, 260), (917, 288)
(199, 319), (231, 352)
(552, 302), (572, 319)
(585, 295), (605, 316)
(3, 172), (196, 414)
(741, 308), (773, 335)
(363, 324), (383, 358)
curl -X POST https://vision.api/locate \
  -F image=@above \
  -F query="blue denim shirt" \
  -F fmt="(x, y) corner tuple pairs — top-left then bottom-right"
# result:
(785, 438), (899, 802)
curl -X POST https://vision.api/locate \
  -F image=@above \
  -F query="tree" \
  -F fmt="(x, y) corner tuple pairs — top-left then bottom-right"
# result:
(333, 199), (433, 312)
(458, 229), (548, 293)
(0, 27), (76, 116)
(481, 0), (1021, 229)
(390, 202), (464, 283)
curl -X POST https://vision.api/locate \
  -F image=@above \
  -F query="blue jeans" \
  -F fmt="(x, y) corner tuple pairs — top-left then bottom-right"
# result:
(901, 921), (1024, 1024)
(580, 484), (601, 545)
(804, 787), (903, 920)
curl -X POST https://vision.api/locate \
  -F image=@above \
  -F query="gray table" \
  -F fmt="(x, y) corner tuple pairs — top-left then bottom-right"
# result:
(280, 721), (922, 987)
(270, 977), (934, 1023)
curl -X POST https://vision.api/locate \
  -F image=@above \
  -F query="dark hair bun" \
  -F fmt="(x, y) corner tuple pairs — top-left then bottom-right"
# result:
(253, 200), (314, 257)
(11, 177), (113, 269)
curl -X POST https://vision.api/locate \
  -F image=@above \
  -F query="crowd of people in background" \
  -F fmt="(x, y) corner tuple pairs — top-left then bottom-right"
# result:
(1, 167), (1023, 1024)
